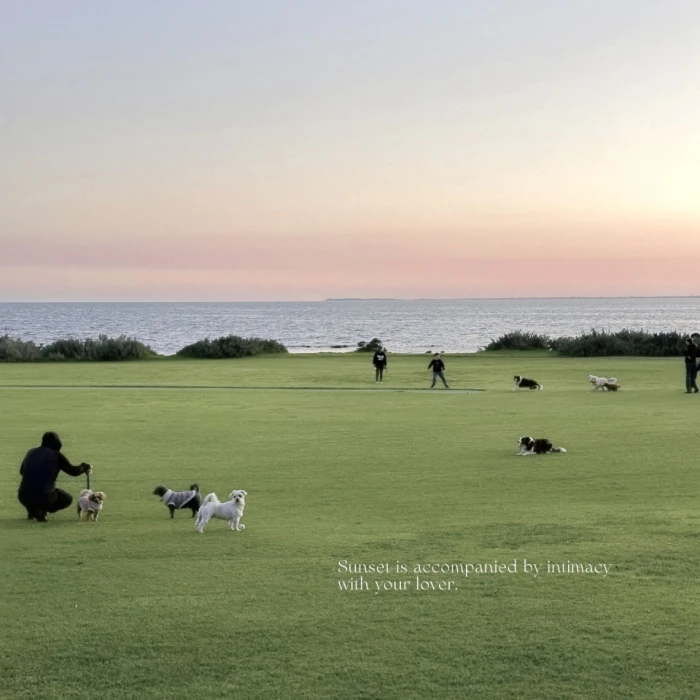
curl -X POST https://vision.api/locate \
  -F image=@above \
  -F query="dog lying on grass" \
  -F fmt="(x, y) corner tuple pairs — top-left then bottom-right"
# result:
(153, 484), (201, 518)
(517, 436), (567, 456)
(77, 489), (106, 521)
(195, 490), (247, 533)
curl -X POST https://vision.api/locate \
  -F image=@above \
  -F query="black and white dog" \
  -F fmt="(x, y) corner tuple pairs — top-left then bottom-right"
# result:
(152, 483), (201, 518)
(517, 436), (567, 456)
(513, 375), (543, 391)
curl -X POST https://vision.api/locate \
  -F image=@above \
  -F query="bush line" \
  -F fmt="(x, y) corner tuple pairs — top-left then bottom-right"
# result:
(0, 334), (288, 362)
(2, 329), (695, 361)
(483, 329), (693, 357)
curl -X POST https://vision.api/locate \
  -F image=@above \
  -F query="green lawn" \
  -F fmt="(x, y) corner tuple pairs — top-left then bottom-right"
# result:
(1, 353), (699, 700)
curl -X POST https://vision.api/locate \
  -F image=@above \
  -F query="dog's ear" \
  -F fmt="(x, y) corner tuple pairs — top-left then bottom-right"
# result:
(240, 490), (247, 496)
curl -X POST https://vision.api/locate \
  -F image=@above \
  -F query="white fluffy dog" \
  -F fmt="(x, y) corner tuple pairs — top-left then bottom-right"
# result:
(195, 490), (247, 533)
(589, 374), (617, 390)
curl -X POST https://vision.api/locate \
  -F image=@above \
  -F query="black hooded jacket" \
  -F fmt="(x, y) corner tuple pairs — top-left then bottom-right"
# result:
(373, 350), (387, 368)
(18, 433), (89, 503)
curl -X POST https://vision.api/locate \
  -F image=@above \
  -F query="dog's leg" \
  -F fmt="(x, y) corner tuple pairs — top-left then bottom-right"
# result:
(168, 505), (176, 519)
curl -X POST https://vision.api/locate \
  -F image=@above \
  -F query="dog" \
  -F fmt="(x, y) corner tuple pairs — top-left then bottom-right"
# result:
(602, 381), (621, 391)
(194, 490), (247, 533)
(513, 375), (543, 391)
(77, 489), (106, 521)
(517, 436), (567, 455)
(153, 484), (201, 519)
(589, 375), (618, 390)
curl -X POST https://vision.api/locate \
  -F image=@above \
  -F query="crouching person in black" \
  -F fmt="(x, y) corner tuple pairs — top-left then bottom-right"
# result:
(18, 432), (92, 522)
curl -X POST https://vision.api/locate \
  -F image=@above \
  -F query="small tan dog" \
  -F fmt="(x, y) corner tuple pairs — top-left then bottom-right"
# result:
(603, 381), (621, 391)
(78, 489), (106, 521)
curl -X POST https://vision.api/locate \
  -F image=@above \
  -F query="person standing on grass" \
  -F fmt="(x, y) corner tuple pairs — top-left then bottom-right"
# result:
(428, 352), (450, 389)
(373, 346), (388, 383)
(684, 337), (699, 393)
(18, 432), (92, 521)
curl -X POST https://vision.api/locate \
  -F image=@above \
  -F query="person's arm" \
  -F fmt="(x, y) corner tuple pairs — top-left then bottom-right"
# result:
(58, 453), (91, 477)
(428, 360), (434, 369)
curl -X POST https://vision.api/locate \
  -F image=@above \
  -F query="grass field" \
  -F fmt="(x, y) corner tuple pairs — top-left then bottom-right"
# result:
(2, 352), (699, 700)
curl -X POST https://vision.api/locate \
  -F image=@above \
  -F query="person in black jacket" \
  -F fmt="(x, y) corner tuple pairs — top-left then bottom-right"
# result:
(428, 353), (449, 389)
(372, 347), (388, 383)
(684, 337), (699, 393)
(18, 432), (92, 522)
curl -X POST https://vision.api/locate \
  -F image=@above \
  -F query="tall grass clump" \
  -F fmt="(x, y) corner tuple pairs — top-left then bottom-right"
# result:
(483, 331), (552, 351)
(176, 335), (287, 359)
(554, 329), (687, 357)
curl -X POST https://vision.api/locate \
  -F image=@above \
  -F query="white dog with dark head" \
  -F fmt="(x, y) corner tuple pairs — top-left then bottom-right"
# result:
(195, 490), (247, 533)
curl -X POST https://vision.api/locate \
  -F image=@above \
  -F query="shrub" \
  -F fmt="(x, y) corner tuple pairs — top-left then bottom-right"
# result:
(0, 335), (154, 362)
(176, 335), (288, 359)
(483, 331), (552, 351)
(356, 338), (383, 353)
(39, 335), (155, 361)
(485, 328), (688, 356)
(0, 336), (41, 362)
(554, 329), (687, 357)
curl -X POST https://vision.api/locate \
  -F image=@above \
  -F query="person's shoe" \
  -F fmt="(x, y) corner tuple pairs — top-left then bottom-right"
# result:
(694, 388), (699, 393)
(36, 512), (48, 522)
(685, 391), (693, 394)
(26, 512), (34, 521)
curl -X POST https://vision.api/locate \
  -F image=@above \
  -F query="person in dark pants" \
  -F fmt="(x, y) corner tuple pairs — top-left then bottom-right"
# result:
(18, 432), (92, 522)
(428, 353), (449, 388)
(373, 346), (388, 383)
(684, 338), (699, 393)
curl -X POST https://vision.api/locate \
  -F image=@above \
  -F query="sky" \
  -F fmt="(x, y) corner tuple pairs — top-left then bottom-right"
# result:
(2, 0), (700, 301)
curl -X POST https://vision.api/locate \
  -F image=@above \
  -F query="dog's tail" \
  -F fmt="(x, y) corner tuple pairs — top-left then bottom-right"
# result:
(552, 446), (567, 453)
(190, 483), (199, 492)
(80, 489), (91, 497)
(201, 492), (219, 506)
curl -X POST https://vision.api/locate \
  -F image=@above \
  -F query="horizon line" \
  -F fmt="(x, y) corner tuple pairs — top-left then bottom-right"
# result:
(1, 295), (700, 304)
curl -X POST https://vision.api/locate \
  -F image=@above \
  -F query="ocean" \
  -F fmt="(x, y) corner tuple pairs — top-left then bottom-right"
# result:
(1, 298), (699, 355)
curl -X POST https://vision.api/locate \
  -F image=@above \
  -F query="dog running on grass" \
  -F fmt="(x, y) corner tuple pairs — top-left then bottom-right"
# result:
(77, 489), (106, 521)
(513, 375), (543, 391)
(517, 436), (567, 456)
(195, 490), (247, 533)
(153, 484), (201, 519)
(602, 381), (621, 391)
(589, 375), (618, 390)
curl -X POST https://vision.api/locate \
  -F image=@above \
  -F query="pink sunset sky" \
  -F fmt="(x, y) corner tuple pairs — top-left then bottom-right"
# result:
(3, 1), (700, 301)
